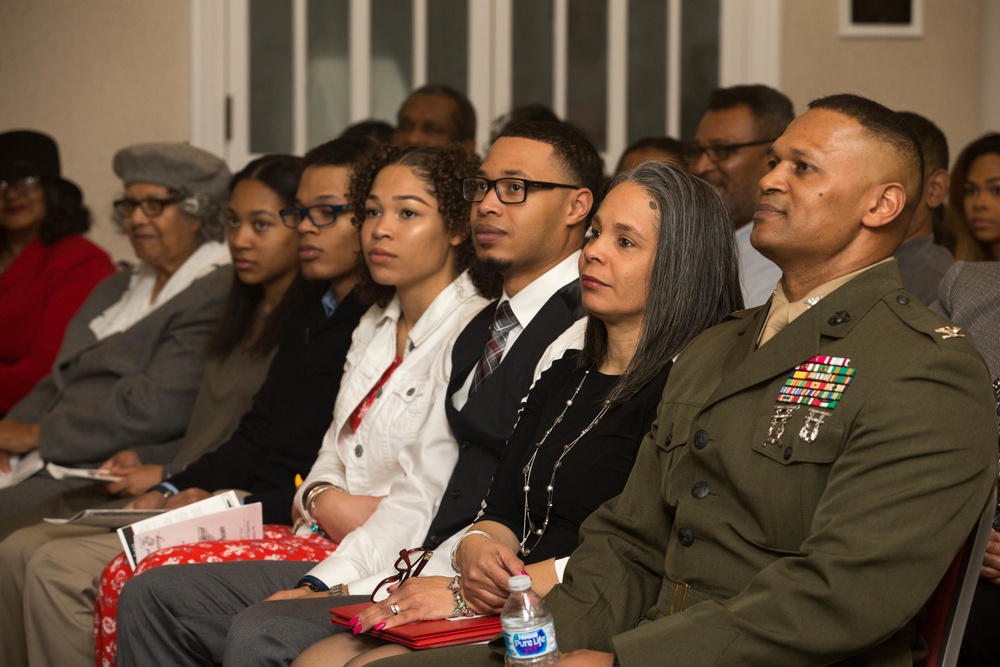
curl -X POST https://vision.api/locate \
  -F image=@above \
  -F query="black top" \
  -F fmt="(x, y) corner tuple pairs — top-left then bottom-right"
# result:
(424, 279), (585, 548)
(478, 353), (671, 563)
(166, 290), (366, 524)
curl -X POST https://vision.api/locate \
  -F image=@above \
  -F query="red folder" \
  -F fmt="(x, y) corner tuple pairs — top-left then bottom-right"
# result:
(329, 602), (502, 649)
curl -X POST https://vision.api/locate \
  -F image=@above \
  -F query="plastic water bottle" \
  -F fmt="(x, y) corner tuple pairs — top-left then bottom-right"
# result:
(501, 574), (559, 666)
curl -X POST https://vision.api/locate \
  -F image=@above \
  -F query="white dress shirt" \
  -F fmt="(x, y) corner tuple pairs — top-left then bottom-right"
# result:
(294, 271), (488, 587)
(451, 251), (582, 411)
(735, 224), (781, 308)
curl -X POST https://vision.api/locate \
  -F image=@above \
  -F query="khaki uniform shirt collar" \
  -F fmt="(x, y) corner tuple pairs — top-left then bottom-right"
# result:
(757, 258), (892, 347)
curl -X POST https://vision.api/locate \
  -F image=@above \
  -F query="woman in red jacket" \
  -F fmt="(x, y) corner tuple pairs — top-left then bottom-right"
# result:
(0, 130), (114, 414)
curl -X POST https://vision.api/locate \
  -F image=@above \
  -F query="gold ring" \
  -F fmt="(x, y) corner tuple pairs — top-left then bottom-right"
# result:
(389, 603), (401, 615)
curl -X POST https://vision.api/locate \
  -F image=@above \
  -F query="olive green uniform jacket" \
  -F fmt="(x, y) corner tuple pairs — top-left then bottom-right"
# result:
(543, 261), (997, 666)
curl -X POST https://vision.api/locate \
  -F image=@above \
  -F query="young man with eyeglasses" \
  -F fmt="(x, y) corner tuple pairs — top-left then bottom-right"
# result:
(115, 121), (602, 667)
(0, 137), (370, 667)
(685, 84), (793, 307)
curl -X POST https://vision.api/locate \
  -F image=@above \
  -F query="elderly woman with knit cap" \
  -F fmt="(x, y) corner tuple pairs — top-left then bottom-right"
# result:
(0, 142), (232, 528)
(0, 130), (115, 414)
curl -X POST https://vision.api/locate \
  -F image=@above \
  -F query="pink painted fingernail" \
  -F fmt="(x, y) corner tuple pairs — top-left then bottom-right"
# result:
(353, 624), (363, 635)
(348, 615), (360, 627)
(520, 570), (529, 575)
(374, 622), (387, 631)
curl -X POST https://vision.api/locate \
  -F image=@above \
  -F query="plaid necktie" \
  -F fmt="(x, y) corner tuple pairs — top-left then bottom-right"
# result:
(470, 301), (518, 394)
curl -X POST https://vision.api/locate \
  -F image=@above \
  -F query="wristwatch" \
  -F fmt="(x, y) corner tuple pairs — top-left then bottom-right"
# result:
(296, 575), (328, 593)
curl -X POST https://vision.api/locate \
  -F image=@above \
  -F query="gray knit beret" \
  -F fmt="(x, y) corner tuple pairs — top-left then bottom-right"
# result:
(113, 142), (230, 202)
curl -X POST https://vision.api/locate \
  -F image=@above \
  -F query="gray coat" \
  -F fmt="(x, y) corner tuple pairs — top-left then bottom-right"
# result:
(8, 264), (230, 467)
(932, 260), (1000, 380)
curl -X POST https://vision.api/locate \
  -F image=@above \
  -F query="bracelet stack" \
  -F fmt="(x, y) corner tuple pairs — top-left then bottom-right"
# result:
(448, 575), (475, 618)
(302, 482), (345, 539)
(304, 483), (343, 514)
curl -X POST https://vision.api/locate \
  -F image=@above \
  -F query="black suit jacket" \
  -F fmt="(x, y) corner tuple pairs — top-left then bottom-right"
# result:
(423, 279), (584, 547)
(168, 290), (366, 524)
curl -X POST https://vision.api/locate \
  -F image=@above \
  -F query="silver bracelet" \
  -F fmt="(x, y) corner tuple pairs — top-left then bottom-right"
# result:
(450, 529), (493, 574)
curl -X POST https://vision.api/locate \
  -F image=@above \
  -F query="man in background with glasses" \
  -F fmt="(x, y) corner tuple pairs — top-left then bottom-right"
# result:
(685, 84), (793, 307)
(393, 83), (477, 153)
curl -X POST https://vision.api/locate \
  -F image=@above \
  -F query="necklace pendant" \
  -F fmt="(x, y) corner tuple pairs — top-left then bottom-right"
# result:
(523, 484), (530, 492)
(535, 528), (543, 535)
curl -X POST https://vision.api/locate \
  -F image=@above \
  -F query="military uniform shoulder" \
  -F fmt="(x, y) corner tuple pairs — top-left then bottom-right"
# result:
(723, 305), (763, 322)
(882, 289), (979, 353)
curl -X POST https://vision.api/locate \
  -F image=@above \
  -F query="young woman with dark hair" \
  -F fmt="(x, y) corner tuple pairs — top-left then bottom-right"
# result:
(950, 133), (1000, 262)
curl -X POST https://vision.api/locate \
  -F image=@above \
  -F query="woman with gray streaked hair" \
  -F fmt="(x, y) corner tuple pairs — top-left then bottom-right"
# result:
(0, 142), (233, 535)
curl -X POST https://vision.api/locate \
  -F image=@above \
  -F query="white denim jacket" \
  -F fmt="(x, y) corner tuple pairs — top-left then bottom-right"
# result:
(294, 271), (488, 586)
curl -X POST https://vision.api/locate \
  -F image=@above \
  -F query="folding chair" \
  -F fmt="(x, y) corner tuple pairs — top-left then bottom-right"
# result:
(918, 482), (997, 667)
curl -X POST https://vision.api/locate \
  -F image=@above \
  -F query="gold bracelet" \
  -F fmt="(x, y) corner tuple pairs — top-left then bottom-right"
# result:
(304, 482), (344, 515)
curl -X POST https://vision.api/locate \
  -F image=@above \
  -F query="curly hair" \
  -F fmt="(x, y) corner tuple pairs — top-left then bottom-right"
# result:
(34, 178), (92, 246)
(346, 143), (500, 306)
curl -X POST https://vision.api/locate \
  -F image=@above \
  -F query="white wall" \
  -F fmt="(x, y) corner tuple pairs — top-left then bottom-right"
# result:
(0, 0), (191, 262)
(3, 0), (997, 265)
(982, 0), (1000, 131)
(780, 0), (989, 166)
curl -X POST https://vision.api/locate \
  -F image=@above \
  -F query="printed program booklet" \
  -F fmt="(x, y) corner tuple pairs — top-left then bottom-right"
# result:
(44, 509), (165, 529)
(116, 491), (263, 569)
(46, 462), (123, 482)
(0, 450), (44, 489)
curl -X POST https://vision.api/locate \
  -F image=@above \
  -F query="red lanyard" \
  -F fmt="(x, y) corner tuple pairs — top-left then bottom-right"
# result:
(348, 356), (402, 433)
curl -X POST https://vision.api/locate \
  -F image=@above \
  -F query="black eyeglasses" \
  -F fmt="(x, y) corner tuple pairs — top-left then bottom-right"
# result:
(113, 197), (181, 218)
(279, 204), (351, 229)
(0, 175), (42, 197)
(462, 177), (580, 204)
(371, 547), (433, 602)
(683, 139), (775, 165)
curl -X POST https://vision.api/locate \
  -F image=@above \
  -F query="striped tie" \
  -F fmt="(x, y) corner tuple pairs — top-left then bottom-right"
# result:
(471, 301), (518, 394)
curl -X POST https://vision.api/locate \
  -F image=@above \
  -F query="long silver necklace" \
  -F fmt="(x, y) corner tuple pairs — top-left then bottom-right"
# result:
(520, 366), (614, 556)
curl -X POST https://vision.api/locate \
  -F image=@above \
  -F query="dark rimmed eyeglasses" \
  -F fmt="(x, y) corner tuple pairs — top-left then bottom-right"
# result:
(279, 204), (351, 229)
(113, 196), (181, 218)
(370, 547), (433, 603)
(683, 138), (775, 165)
(462, 177), (580, 204)
(0, 175), (42, 197)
